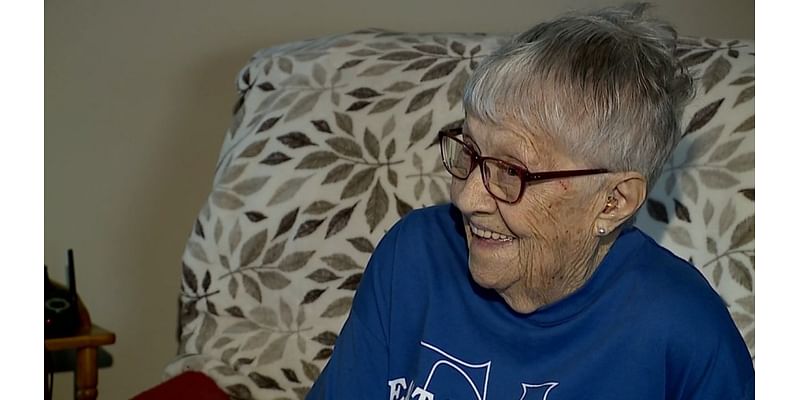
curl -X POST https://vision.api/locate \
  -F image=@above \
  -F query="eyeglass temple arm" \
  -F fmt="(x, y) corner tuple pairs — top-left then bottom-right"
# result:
(524, 169), (609, 182)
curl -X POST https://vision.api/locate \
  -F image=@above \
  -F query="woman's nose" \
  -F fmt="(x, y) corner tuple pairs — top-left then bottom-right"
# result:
(450, 166), (496, 214)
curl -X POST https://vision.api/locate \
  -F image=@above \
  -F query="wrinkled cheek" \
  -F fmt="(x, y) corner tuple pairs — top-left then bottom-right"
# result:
(505, 201), (563, 287)
(449, 178), (464, 203)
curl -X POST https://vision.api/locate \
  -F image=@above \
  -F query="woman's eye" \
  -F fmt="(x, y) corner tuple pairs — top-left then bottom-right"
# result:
(506, 167), (519, 177)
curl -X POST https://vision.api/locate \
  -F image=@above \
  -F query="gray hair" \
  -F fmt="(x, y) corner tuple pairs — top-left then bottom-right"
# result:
(463, 3), (695, 192)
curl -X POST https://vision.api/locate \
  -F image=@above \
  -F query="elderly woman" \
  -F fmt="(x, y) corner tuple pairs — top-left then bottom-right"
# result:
(308, 4), (754, 400)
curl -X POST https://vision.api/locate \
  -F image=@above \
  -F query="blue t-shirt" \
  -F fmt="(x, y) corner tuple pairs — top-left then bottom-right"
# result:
(308, 204), (754, 399)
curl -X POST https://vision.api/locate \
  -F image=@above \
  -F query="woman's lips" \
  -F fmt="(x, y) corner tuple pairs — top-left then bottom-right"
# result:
(467, 222), (515, 251)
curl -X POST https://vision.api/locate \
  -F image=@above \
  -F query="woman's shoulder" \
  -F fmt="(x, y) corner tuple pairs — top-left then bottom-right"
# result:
(625, 228), (739, 330)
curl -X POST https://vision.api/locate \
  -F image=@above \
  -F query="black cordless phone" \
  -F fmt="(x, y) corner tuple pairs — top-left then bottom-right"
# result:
(45, 249), (80, 338)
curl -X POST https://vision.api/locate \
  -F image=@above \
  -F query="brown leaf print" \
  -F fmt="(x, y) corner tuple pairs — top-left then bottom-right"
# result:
(321, 297), (353, 318)
(312, 331), (338, 346)
(702, 56), (731, 93)
(734, 86), (754, 107)
(244, 211), (267, 222)
(307, 268), (340, 283)
(406, 86), (441, 114)
(674, 199), (691, 223)
(301, 288), (326, 305)
(257, 334), (290, 366)
(239, 139), (269, 158)
(708, 137), (745, 162)
(408, 110), (433, 149)
(730, 216), (755, 249)
(240, 228), (268, 266)
(338, 273), (363, 290)
(421, 60), (460, 82)
(323, 163), (355, 184)
(413, 44), (448, 55)
(295, 218), (326, 239)
(698, 169), (739, 189)
(249, 372), (284, 390)
(296, 151), (339, 169)
(403, 58), (437, 71)
(258, 271), (290, 290)
(256, 116), (283, 133)
(347, 101), (372, 111)
(726, 152), (754, 172)
(384, 81), (417, 92)
(220, 164), (247, 185)
(450, 41), (466, 55)
(268, 176), (311, 206)
(242, 274), (262, 302)
(681, 49), (714, 67)
(358, 63), (401, 77)
(232, 177), (270, 196)
(395, 194), (414, 217)
(182, 262), (198, 292)
(275, 208), (299, 238)
(334, 112), (354, 136)
(366, 181), (389, 232)
(278, 132), (315, 149)
(369, 98), (403, 114)
(278, 57), (293, 74)
(321, 253), (362, 271)
(341, 167), (377, 199)
(277, 251), (315, 273)
(304, 200), (337, 215)
(262, 240), (287, 265)
(729, 257), (753, 291)
(684, 99), (724, 135)
(326, 203), (358, 238)
(730, 76), (754, 85)
(364, 128), (380, 160)
(311, 119), (332, 133)
(379, 51), (424, 61)
(347, 87), (382, 99)
(338, 59), (365, 70)
(347, 237), (375, 253)
(684, 125), (724, 163)
(286, 92), (323, 121)
(212, 191), (244, 210)
(196, 315), (218, 353)
(733, 115), (754, 133)
(260, 152), (292, 165)
(447, 68), (469, 109)
(327, 137), (363, 158)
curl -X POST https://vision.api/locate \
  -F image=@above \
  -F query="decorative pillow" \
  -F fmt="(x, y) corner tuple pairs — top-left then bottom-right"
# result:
(165, 31), (754, 400)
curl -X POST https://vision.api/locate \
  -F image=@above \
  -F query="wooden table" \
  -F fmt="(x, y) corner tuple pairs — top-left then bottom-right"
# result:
(45, 291), (116, 400)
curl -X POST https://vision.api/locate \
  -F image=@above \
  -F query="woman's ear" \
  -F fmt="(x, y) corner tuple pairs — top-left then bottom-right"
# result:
(594, 172), (647, 236)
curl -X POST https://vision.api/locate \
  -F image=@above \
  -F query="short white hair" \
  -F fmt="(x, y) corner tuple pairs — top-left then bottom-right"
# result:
(463, 3), (695, 191)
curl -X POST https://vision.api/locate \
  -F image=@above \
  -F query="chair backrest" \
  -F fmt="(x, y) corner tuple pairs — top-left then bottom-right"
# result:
(165, 30), (754, 399)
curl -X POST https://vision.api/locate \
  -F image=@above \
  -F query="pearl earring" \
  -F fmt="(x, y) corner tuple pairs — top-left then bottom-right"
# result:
(597, 227), (607, 236)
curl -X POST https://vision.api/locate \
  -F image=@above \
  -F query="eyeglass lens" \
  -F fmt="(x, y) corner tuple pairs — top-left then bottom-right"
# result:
(441, 135), (522, 202)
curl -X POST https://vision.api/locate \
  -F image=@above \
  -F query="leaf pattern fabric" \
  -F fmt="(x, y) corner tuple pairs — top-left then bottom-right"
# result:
(165, 31), (755, 399)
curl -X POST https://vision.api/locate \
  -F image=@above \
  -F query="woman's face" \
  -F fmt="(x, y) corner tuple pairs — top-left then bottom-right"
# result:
(450, 116), (606, 313)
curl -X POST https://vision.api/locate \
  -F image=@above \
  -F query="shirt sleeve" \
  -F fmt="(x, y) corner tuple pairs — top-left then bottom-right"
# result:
(667, 303), (755, 400)
(306, 219), (402, 399)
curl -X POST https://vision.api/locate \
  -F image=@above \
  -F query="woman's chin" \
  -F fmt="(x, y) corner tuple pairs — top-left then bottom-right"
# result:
(468, 257), (516, 291)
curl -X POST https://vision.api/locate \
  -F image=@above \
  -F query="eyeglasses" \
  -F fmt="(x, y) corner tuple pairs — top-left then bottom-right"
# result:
(438, 127), (609, 204)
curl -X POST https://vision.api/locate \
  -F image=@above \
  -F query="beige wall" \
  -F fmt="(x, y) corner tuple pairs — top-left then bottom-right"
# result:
(44, 0), (753, 398)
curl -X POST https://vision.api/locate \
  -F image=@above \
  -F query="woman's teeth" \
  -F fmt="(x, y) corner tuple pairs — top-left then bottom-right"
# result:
(470, 224), (513, 241)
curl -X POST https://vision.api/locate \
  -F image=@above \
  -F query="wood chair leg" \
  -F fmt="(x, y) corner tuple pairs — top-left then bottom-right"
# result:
(74, 347), (98, 400)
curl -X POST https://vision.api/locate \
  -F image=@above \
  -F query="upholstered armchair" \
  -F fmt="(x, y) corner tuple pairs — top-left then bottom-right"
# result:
(162, 30), (754, 399)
